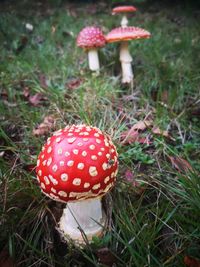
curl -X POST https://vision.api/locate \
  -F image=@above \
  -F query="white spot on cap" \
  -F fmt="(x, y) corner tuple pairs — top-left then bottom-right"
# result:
(98, 152), (102, 156)
(60, 161), (65, 166)
(91, 155), (97, 160)
(47, 146), (52, 153)
(89, 145), (95, 150)
(96, 139), (101, 144)
(77, 163), (84, 170)
(111, 148), (115, 153)
(47, 157), (52, 166)
(38, 170), (42, 176)
(42, 160), (47, 166)
(83, 132), (89, 136)
(82, 151), (87, 157)
(102, 163), (107, 171)
(41, 154), (45, 159)
(52, 164), (58, 172)
(92, 183), (101, 190)
(58, 148), (62, 155)
(106, 154), (110, 159)
(73, 178), (81, 186)
(67, 160), (74, 167)
(77, 142), (83, 146)
(94, 133), (100, 137)
(56, 137), (61, 143)
(89, 166), (98, 177)
(104, 176), (110, 184)
(41, 182), (46, 189)
(49, 175), (58, 185)
(83, 138), (88, 142)
(73, 149), (79, 155)
(100, 147), (105, 151)
(37, 160), (40, 166)
(50, 193), (59, 199)
(44, 176), (50, 185)
(68, 137), (76, 144)
(61, 173), (68, 181)
(65, 151), (70, 157)
(84, 182), (90, 188)
(111, 172), (115, 178)
(58, 191), (67, 197)
(51, 187), (57, 194)
(67, 133), (73, 136)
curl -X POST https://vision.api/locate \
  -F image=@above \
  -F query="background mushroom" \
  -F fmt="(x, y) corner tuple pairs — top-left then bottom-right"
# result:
(36, 124), (118, 244)
(112, 5), (137, 27)
(77, 26), (106, 72)
(106, 26), (151, 84)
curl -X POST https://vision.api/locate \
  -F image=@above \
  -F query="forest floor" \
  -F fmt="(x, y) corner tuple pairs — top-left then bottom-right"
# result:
(0, 0), (200, 266)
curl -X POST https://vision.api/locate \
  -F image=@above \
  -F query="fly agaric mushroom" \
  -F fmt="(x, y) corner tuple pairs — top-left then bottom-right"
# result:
(106, 26), (151, 84)
(112, 5), (137, 27)
(77, 26), (106, 72)
(36, 124), (118, 244)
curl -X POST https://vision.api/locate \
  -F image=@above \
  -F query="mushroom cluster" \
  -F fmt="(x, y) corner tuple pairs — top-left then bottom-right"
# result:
(76, 4), (151, 85)
(36, 124), (118, 244)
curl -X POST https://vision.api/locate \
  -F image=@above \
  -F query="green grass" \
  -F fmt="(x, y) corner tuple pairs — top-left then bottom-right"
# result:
(0, 0), (200, 266)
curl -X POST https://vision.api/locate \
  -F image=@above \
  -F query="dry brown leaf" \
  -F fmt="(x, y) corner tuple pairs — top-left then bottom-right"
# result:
(184, 256), (200, 267)
(169, 156), (193, 173)
(33, 116), (55, 136)
(28, 93), (47, 106)
(66, 78), (84, 90)
(39, 74), (48, 89)
(131, 120), (153, 131)
(96, 247), (117, 267)
(0, 248), (15, 267)
(120, 129), (140, 144)
(152, 126), (170, 138)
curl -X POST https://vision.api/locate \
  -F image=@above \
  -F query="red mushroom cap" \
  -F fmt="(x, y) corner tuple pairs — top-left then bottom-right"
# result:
(112, 5), (137, 14)
(106, 26), (151, 43)
(76, 26), (106, 49)
(36, 125), (118, 203)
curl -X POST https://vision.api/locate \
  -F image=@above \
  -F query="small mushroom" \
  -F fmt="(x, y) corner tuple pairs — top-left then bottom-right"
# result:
(106, 26), (151, 84)
(77, 26), (106, 72)
(36, 124), (118, 245)
(112, 5), (137, 27)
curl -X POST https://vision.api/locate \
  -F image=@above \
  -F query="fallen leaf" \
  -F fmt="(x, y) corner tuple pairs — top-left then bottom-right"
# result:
(0, 247), (15, 267)
(65, 78), (84, 90)
(23, 163), (36, 173)
(184, 256), (200, 267)
(51, 25), (56, 34)
(28, 93), (47, 106)
(39, 74), (48, 89)
(23, 86), (30, 98)
(120, 129), (140, 144)
(16, 35), (28, 54)
(33, 116), (55, 136)
(96, 247), (117, 267)
(0, 90), (8, 100)
(152, 126), (170, 138)
(131, 120), (153, 131)
(169, 156), (193, 173)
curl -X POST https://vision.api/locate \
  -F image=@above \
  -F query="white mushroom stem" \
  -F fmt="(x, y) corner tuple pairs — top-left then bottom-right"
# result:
(87, 48), (100, 71)
(119, 41), (133, 84)
(59, 198), (105, 244)
(121, 15), (128, 27)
